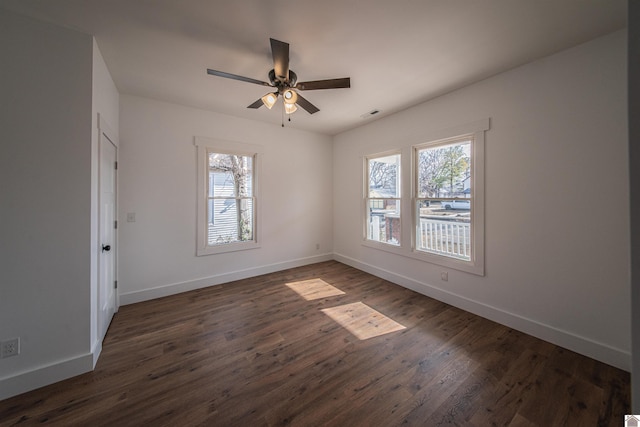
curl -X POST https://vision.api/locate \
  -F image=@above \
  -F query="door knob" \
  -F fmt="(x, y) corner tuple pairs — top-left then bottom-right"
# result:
(102, 244), (111, 252)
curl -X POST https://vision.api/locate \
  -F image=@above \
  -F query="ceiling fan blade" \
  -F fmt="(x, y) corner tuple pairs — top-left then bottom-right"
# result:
(296, 78), (350, 90)
(207, 69), (272, 87)
(295, 93), (320, 114)
(247, 99), (264, 109)
(270, 38), (289, 82)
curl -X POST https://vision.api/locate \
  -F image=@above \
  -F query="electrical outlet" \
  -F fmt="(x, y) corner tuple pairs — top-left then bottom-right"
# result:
(1, 338), (20, 358)
(441, 271), (448, 282)
(315, 243), (320, 250)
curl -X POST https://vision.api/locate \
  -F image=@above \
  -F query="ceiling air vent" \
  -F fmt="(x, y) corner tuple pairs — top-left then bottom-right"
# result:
(360, 109), (381, 119)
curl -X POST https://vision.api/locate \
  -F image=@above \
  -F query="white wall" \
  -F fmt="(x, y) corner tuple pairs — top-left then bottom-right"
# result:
(90, 39), (120, 360)
(333, 30), (630, 370)
(0, 9), (95, 399)
(118, 95), (333, 303)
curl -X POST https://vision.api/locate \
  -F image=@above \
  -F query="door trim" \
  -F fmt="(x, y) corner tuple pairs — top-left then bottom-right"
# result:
(97, 113), (119, 325)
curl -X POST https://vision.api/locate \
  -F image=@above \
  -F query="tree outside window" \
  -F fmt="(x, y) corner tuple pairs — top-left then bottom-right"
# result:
(417, 143), (470, 199)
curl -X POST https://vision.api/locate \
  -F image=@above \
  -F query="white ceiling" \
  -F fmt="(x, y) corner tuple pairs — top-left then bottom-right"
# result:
(0, 0), (627, 135)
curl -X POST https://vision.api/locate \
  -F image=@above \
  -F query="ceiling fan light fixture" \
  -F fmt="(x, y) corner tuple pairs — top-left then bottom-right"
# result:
(284, 103), (298, 115)
(282, 89), (298, 105)
(261, 92), (278, 109)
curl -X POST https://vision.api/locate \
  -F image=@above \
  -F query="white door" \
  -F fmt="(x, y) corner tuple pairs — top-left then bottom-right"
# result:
(98, 130), (117, 340)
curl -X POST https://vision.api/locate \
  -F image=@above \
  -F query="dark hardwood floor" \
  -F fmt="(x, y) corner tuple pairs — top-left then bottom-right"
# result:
(0, 261), (630, 426)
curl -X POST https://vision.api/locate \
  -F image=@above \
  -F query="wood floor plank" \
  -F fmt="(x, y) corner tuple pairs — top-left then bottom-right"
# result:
(0, 261), (630, 426)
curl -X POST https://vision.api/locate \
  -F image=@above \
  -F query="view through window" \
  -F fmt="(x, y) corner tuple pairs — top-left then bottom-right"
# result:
(415, 138), (472, 261)
(365, 153), (401, 246)
(207, 152), (255, 246)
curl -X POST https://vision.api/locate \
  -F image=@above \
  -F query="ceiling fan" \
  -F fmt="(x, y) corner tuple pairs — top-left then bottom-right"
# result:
(207, 38), (350, 115)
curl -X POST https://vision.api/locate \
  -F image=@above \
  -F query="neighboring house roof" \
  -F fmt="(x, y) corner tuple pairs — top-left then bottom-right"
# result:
(369, 187), (398, 198)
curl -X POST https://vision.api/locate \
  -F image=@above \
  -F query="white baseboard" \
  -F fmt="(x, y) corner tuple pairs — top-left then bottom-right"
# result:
(120, 253), (334, 306)
(0, 352), (94, 401)
(92, 338), (102, 368)
(333, 252), (631, 372)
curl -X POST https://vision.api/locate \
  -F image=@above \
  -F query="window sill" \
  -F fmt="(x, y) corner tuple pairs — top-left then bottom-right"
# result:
(361, 240), (484, 276)
(362, 239), (406, 258)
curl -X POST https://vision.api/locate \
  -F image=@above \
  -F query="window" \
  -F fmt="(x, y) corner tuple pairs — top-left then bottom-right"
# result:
(195, 138), (260, 256)
(415, 137), (472, 260)
(365, 153), (401, 246)
(412, 120), (486, 275)
(360, 119), (487, 275)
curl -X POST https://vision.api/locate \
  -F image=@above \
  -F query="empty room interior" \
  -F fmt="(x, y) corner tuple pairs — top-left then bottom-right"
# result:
(1, 1), (638, 425)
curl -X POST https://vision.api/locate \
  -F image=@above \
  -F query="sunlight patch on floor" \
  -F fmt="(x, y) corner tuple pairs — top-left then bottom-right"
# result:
(285, 278), (345, 301)
(321, 301), (406, 340)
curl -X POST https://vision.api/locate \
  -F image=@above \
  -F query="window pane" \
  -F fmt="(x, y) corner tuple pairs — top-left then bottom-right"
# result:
(367, 199), (400, 245)
(368, 154), (400, 198)
(208, 170), (233, 197)
(416, 199), (471, 260)
(208, 153), (253, 197)
(417, 141), (470, 198)
(207, 198), (253, 245)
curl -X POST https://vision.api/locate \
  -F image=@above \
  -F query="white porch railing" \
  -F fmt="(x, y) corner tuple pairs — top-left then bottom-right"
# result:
(418, 218), (470, 260)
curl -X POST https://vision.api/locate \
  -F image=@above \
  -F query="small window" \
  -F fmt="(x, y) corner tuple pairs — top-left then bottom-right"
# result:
(207, 152), (254, 245)
(365, 153), (401, 246)
(195, 138), (260, 256)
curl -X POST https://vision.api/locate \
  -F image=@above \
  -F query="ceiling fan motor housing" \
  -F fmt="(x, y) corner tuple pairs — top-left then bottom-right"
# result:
(269, 69), (297, 91)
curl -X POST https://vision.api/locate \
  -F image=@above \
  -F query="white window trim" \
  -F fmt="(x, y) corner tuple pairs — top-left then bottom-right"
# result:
(194, 137), (262, 256)
(361, 119), (488, 276)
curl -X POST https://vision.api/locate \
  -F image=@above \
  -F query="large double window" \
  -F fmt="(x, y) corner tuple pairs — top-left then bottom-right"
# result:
(363, 119), (487, 275)
(195, 137), (260, 256)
